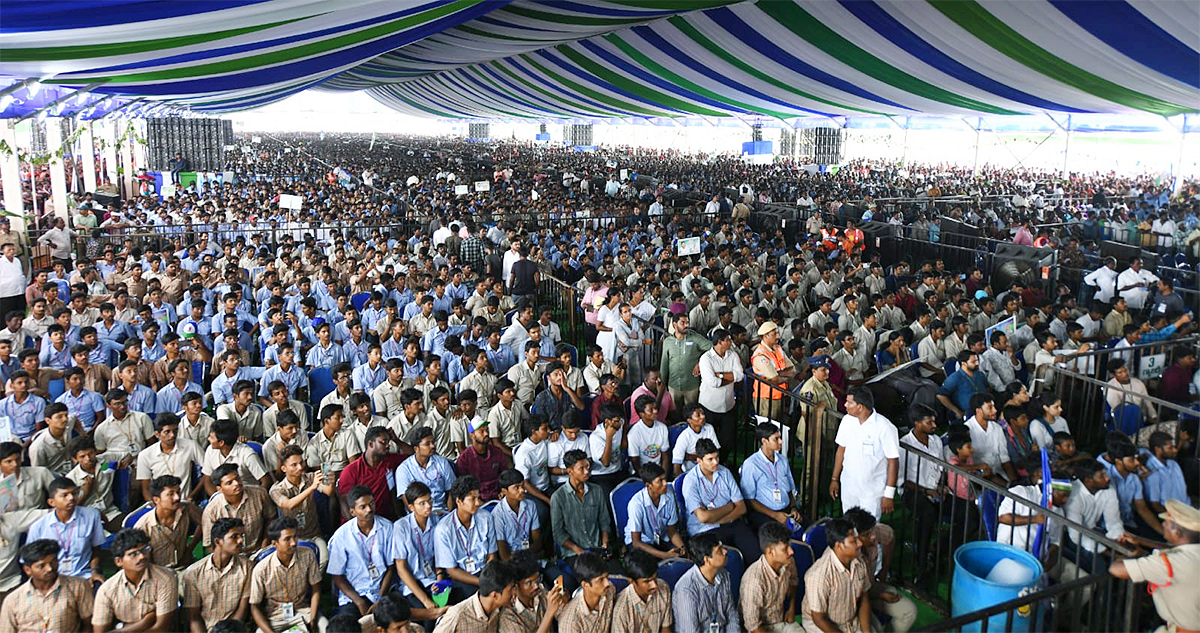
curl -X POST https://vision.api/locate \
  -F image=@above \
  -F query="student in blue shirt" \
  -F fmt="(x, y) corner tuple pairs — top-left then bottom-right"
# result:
(1099, 438), (1161, 538)
(390, 482), (448, 621)
(740, 422), (803, 532)
(492, 469), (543, 560)
(258, 343), (309, 405)
(434, 475), (498, 598)
(155, 359), (203, 415)
(394, 428), (456, 511)
(1, 370), (46, 441)
(936, 350), (990, 419)
(1144, 431), (1189, 512)
(681, 438), (761, 561)
(624, 462), (687, 560)
(56, 367), (106, 434)
(329, 485), (395, 618)
(27, 477), (106, 585)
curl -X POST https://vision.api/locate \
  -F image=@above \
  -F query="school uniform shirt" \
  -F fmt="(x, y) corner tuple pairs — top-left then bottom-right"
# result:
(328, 516), (395, 606)
(390, 512), (440, 595)
(624, 488), (679, 546)
(681, 465), (743, 535)
(262, 431), (310, 474)
(181, 552), (253, 628)
(1098, 454), (1144, 529)
(249, 547), (321, 626)
(0, 392), (46, 440)
(28, 428), (73, 475)
(395, 454), (457, 511)
(491, 498), (540, 553)
(56, 389), (106, 432)
(303, 427), (363, 472)
(202, 443), (268, 487)
(27, 506), (106, 578)
(269, 474), (323, 540)
(92, 565), (178, 629)
(739, 449), (798, 513)
(434, 511), (497, 575)
(513, 438), (550, 492)
(485, 401), (523, 449)
(93, 411), (154, 464)
(66, 464), (118, 520)
(1144, 454), (1189, 507)
(0, 571), (94, 633)
(627, 420), (669, 466)
(136, 438), (203, 497)
(215, 403), (265, 441)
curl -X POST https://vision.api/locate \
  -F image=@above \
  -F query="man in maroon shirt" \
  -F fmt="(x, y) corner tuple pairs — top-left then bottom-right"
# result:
(338, 426), (407, 520)
(1161, 348), (1197, 405)
(456, 419), (510, 501)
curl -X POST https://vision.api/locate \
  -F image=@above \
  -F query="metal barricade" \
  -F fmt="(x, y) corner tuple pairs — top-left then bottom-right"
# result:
(535, 274), (581, 350)
(890, 444), (1142, 626)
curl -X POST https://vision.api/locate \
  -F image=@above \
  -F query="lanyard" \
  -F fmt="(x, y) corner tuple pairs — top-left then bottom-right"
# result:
(513, 504), (530, 539)
(412, 521), (432, 561)
(759, 454), (780, 490)
(455, 519), (475, 557)
(52, 518), (77, 555)
(356, 528), (378, 566)
(645, 495), (662, 537)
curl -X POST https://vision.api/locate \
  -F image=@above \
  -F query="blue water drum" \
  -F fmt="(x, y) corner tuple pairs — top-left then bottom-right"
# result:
(951, 541), (1044, 632)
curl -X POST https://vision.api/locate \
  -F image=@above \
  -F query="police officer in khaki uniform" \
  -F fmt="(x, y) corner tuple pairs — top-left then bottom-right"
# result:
(1109, 499), (1200, 633)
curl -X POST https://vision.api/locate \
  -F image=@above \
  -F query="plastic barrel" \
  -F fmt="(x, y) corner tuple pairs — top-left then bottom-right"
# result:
(951, 541), (1044, 632)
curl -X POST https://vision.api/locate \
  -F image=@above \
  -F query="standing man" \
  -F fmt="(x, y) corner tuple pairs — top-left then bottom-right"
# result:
(1116, 257), (1158, 312)
(0, 243), (26, 319)
(659, 313), (711, 411)
(1108, 500), (1200, 633)
(699, 329), (743, 461)
(829, 388), (900, 519)
(750, 321), (795, 424)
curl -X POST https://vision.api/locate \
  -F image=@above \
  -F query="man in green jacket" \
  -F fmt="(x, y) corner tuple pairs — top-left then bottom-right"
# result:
(659, 313), (712, 411)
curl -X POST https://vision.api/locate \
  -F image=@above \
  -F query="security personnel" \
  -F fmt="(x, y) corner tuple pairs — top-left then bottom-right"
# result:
(1109, 500), (1200, 633)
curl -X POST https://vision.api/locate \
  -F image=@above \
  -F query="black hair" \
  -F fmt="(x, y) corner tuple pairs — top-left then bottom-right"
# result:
(562, 449), (589, 470)
(824, 518), (856, 551)
(267, 516), (299, 542)
(844, 507), (877, 534)
(757, 520), (792, 554)
(623, 548), (659, 581)
(211, 517), (245, 544)
(347, 484), (374, 508)
(211, 463), (241, 487)
(498, 468), (524, 490)
(372, 593), (413, 628)
(18, 539), (60, 567)
(449, 475), (481, 503)
(694, 438), (719, 459)
(688, 531), (724, 567)
(638, 462), (665, 485)
(571, 552), (608, 584)
(150, 475), (182, 500)
(478, 560), (516, 598)
(111, 528), (151, 558)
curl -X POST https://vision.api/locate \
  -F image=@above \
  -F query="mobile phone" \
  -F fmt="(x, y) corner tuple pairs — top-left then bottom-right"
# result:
(321, 462), (332, 477)
(554, 576), (564, 594)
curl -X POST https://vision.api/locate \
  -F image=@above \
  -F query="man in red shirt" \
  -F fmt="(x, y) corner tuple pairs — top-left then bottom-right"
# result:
(456, 419), (510, 501)
(337, 426), (407, 520)
(1161, 348), (1197, 405)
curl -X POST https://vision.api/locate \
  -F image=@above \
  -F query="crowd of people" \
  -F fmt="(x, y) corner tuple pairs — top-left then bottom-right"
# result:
(0, 133), (1193, 633)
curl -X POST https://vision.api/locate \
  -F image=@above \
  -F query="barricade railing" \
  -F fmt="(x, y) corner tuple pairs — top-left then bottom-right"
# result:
(888, 444), (1141, 620)
(535, 274), (581, 350)
(916, 572), (1138, 633)
(1045, 361), (1200, 457)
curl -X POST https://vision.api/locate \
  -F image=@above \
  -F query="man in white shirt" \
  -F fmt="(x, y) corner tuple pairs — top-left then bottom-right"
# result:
(964, 393), (1016, 483)
(898, 405), (943, 571)
(979, 331), (1020, 393)
(697, 329), (743, 460)
(1082, 257), (1119, 307)
(1064, 460), (1137, 573)
(1115, 257), (1158, 311)
(0, 244), (26, 318)
(829, 388), (900, 519)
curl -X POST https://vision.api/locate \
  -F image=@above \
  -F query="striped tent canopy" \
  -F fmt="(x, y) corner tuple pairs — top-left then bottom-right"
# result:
(1, 0), (1197, 119)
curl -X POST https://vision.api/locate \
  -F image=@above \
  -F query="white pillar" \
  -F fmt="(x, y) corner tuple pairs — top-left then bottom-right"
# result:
(118, 119), (135, 198)
(0, 121), (26, 234)
(46, 117), (70, 222)
(80, 122), (97, 193)
(131, 118), (147, 175)
(1173, 131), (1187, 195)
(972, 128), (982, 175)
(100, 119), (118, 186)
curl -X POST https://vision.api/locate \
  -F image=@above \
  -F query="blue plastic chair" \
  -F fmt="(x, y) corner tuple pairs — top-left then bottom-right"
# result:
(123, 503), (154, 529)
(255, 540), (318, 563)
(247, 441), (264, 458)
(668, 424), (687, 452)
(609, 477), (643, 538)
(351, 292), (371, 313)
(674, 469), (689, 535)
(561, 343), (579, 367)
(609, 574), (631, 595)
(479, 500), (499, 515)
(803, 520), (829, 559)
(943, 358), (959, 376)
(1107, 403), (1144, 437)
(656, 558), (694, 587)
(308, 366), (335, 409)
(47, 378), (66, 401)
(725, 545), (746, 601)
(791, 540), (815, 606)
(111, 464), (132, 513)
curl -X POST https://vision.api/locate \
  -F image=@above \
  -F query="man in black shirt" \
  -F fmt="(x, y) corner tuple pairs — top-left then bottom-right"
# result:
(509, 246), (540, 307)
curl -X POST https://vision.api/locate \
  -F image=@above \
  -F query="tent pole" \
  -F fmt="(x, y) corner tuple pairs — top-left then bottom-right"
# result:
(1173, 130), (1187, 195)
(0, 121), (26, 234)
(972, 128), (981, 175)
(80, 122), (97, 193)
(46, 117), (71, 223)
(1061, 115), (1072, 178)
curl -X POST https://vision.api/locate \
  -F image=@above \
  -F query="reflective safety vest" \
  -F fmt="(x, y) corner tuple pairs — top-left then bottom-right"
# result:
(751, 343), (790, 400)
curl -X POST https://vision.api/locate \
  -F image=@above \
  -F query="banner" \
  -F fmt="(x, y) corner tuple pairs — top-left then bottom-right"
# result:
(454, 184), (469, 196)
(474, 180), (490, 192)
(676, 236), (701, 256)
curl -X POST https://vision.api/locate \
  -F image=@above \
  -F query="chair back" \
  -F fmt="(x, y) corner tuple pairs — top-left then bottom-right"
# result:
(802, 520), (829, 559)
(656, 558), (694, 587)
(609, 477), (643, 540)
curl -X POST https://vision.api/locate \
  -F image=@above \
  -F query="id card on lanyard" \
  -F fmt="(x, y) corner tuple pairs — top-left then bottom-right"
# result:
(358, 530), (380, 580)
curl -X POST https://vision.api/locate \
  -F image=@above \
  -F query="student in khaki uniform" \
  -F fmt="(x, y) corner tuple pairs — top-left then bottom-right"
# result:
(1110, 500), (1200, 633)
(92, 529), (179, 632)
